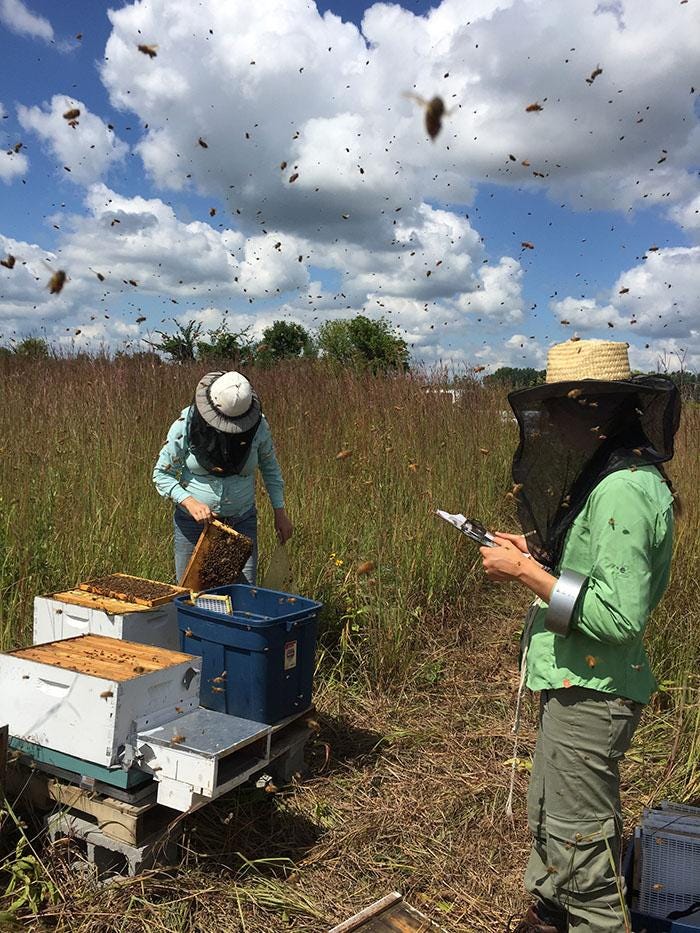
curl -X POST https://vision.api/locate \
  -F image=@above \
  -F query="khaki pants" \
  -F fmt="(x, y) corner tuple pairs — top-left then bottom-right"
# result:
(525, 687), (643, 931)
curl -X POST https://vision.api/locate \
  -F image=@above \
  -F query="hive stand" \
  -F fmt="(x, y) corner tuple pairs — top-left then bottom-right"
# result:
(46, 812), (181, 880)
(8, 706), (315, 881)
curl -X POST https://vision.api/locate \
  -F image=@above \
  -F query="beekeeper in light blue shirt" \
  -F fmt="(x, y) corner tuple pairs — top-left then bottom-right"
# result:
(153, 370), (292, 583)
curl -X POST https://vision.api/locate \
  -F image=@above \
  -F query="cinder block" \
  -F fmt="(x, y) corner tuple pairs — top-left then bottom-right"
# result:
(46, 812), (180, 880)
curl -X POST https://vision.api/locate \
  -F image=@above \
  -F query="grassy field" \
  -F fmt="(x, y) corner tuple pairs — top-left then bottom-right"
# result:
(0, 355), (698, 931)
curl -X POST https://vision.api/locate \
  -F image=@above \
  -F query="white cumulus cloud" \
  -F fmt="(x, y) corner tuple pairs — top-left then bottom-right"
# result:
(17, 96), (128, 184)
(0, 0), (53, 43)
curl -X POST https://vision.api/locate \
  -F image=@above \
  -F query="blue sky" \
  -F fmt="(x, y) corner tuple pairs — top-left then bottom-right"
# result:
(1, 0), (699, 370)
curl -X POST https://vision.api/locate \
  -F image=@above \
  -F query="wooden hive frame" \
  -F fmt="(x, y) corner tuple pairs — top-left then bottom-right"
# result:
(78, 573), (189, 608)
(178, 519), (253, 590)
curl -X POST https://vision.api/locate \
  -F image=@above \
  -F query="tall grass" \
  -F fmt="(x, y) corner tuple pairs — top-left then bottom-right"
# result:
(1, 355), (698, 930)
(0, 355), (697, 687)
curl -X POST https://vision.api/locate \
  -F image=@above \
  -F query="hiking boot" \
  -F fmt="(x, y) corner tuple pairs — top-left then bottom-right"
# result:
(506, 904), (567, 933)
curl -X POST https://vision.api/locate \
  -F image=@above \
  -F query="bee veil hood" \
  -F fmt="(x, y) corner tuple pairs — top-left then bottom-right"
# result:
(507, 340), (680, 570)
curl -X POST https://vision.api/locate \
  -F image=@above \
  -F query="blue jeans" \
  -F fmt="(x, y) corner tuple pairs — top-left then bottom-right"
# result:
(173, 505), (258, 585)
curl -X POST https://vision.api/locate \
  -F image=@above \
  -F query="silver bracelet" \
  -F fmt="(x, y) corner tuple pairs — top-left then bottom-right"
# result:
(545, 569), (589, 636)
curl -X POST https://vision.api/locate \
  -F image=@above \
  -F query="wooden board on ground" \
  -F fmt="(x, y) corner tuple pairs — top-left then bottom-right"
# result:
(329, 893), (445, 932)
(9, 634), (195, 682)
(79, 573), (188, 608)
(179, 519), (252, 590)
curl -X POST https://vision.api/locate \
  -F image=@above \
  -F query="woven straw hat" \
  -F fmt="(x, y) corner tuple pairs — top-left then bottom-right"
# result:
(546, 339), (631, 384)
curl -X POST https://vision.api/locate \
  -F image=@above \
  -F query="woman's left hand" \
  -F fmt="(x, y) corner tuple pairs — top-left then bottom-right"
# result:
(274, 508), (294, 544)
(480, 534), (528, 583)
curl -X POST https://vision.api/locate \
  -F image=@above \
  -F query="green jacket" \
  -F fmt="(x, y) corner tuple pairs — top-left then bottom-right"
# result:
(525, 464), (674, 704)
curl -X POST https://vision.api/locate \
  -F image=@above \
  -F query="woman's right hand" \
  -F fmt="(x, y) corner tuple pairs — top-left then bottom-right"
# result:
(493, 531), (529, 554)
(182, 496), (213, 523)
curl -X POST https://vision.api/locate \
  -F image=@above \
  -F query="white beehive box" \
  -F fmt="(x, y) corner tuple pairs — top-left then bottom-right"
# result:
(0, 635), (201, 767)
(34, 591), (180, 651)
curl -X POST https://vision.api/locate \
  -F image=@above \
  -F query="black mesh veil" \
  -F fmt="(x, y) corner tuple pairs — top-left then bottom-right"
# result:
(188, 404), (262, 476)
(508, 375), (680, 570)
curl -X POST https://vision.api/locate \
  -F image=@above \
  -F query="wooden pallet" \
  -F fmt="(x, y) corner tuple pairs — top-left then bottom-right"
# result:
(179, 519), (252, 590)
(79, 573), (189, 608)
(329, 893), (445, 932)
(6, 764), (175, 846)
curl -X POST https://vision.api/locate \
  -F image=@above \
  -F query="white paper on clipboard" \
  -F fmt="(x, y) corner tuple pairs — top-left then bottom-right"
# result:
(435, 509), (499, 547)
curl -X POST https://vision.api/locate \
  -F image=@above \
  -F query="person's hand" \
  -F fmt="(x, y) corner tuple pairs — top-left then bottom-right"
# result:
(182, 496), (213, 523)
(274, 508), (294, 544)
(492, 531), (529, 554)
(480, 536), (528, 583)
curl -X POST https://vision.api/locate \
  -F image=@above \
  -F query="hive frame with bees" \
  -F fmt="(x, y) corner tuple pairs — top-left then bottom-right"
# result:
(179, 519), (253, 590)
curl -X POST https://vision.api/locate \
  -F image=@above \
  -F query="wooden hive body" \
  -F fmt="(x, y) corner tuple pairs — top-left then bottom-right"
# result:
(34, 592), (180, 651)
(0, 635), (200, 767)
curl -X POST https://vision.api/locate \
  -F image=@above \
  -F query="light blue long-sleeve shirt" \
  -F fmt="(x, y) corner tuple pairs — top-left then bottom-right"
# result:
(152, 407), (285, 516)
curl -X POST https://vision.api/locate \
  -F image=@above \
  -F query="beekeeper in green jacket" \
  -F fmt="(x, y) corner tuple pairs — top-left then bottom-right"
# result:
(480, 339), (680, 933)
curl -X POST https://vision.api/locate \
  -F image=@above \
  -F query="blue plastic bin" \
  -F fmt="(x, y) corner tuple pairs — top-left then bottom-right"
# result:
(175, 584), (322, 725)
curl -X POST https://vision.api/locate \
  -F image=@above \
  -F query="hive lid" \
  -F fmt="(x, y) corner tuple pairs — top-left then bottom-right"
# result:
(9, 634), (196, 682)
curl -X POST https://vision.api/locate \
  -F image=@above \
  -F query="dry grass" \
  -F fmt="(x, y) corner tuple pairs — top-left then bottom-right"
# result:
(0, 356), (698, 931)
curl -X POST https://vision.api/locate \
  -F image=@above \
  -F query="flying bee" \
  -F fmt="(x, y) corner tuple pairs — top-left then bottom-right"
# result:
(525, 102), (543, 112)
(0, 254), (15, 269)
(63, 107), (80, 121)
(585, 65), (603, 85)
(170, 734), (186, 744)
(403, 93), (448, 140)
(137, 44), (158, 58)
(48, 269), (67, 294)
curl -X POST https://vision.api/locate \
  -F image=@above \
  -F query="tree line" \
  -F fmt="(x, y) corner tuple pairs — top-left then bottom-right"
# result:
(2, 321), (698, 400)
(0, 316), (410, 374)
